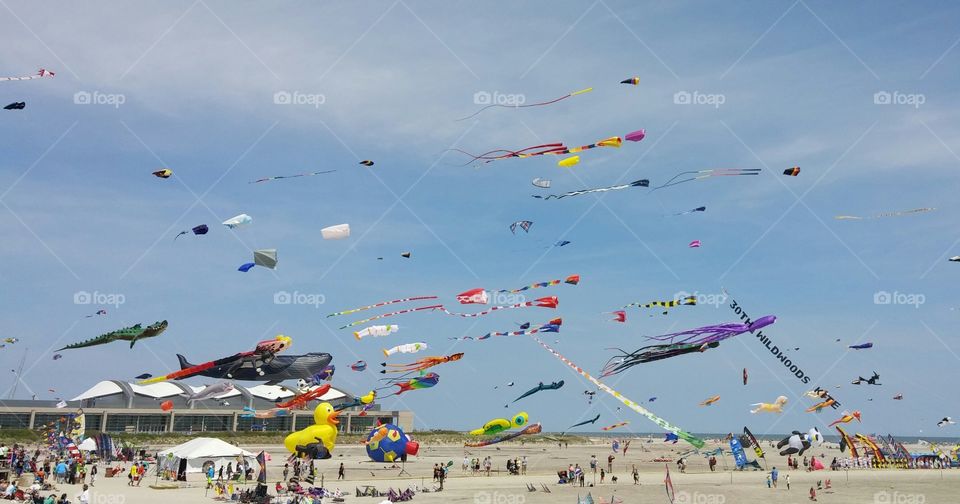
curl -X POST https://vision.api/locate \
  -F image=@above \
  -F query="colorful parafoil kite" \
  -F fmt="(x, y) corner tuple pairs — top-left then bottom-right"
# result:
(350, 361), (367, 372)
(783, 166), (800, 176)
(558, 156), (580, 168)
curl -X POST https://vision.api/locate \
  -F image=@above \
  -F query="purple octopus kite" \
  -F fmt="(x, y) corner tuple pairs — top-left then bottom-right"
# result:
(601, 315), (776, 377)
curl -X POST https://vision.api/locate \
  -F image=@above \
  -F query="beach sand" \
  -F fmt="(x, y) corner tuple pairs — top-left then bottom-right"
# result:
(60, 438), (957, 503)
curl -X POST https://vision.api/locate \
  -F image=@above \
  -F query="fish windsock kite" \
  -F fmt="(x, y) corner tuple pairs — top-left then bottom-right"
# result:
(699, 395), (720, 406)
(4, 102), (25, 110)
(359, 160), (374, 166)
(610, 310), (626, 323)
(152, 169), (173, 179)
(470, 412), (528, 436)
(354, 324), (399, 340)
(688, 240), (701, 248)
(350, 361), (367, 372)
(383, 342), (428, 357)
(532, 178), (551, 189)
(620, 77), (640, 85)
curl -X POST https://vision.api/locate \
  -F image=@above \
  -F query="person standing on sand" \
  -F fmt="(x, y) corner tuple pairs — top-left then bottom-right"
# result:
(600, 468), (605, 484)
(89, 464), (97, 487)
(338, 462), (345, 480)
(766, 474), (771, 488)
(633, 465), (639, 485)
(607, 454), (615, 473)
(771, 467), (778, 488)
(521, 456), (527, 475)
(786, 474), (791, 490)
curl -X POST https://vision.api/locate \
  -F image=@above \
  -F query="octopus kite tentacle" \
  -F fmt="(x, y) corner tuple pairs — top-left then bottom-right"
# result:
(456, 88), (593, 121)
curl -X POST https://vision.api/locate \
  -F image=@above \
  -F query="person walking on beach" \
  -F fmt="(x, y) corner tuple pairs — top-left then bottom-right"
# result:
(337, 462), (345, 480)
(771, 467), (778, 488)
(786, 474), (791, 490)
(89, 464), (97, 487)
(521, 456), (527, 475)
(607, 454), (614, 473)
(76, 484), (89, 504)
(766, 474), (771, 488)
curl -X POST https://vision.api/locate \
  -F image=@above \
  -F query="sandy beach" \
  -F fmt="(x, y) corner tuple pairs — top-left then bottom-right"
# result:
(42, 438), (957, 503)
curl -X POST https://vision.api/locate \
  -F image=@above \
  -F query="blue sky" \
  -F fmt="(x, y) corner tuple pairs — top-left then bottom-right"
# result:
(1, 1), (959, 438)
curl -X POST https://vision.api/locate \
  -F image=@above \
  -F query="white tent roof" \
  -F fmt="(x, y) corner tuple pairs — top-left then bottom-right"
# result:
(77, 438), (97, 451)
(71, 380), (349, 402)
(71, 381), (123, 401)
(157, 437), (255, 460)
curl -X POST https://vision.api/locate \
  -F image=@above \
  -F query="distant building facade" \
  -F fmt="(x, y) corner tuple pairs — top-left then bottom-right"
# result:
(0, 380), (413, 434)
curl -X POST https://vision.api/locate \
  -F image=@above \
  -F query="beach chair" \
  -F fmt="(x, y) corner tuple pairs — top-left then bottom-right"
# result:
(526, 483), (537, 492)
(541, 484), (552, 493)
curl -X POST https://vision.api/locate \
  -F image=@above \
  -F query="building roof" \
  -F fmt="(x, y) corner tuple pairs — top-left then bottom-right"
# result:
(71, 380), (348, 403)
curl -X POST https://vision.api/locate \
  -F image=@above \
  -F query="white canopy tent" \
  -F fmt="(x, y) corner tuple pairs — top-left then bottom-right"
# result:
(157, 437), (256, 475)
(77, 438), (97, 452)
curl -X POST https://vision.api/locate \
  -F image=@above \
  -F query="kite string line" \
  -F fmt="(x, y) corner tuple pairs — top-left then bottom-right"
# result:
(531, 336), (705, 448)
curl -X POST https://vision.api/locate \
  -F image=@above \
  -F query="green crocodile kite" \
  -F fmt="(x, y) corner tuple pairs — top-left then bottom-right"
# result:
(57, 321), (168, 351)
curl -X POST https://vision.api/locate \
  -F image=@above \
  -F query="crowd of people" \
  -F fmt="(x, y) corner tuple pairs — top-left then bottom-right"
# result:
(0, 442), (92, 504)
